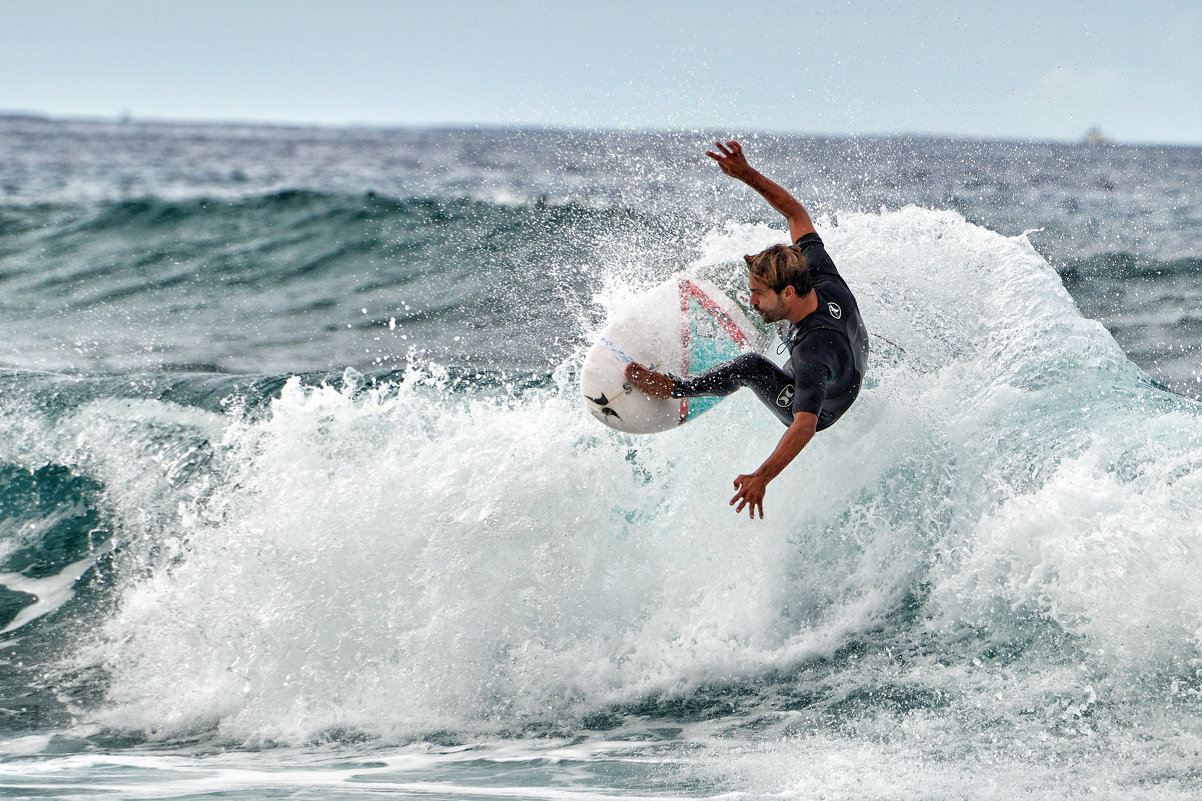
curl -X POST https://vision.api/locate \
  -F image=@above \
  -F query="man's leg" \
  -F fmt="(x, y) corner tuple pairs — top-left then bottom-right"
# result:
(627, 354), (795, 426)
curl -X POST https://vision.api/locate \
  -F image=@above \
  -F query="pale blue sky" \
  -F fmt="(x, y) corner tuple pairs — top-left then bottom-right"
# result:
(4, 0), (1200, 144)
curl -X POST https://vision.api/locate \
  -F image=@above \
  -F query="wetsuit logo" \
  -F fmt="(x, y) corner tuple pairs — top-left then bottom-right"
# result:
(775, 385), (794, 407)
(827, 302), (842, 319)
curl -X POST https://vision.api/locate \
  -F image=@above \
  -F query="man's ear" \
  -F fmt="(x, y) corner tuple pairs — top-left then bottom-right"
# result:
(780, 285), (797, 301)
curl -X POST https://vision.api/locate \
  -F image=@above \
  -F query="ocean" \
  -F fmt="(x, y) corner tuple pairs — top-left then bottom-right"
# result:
(1, 115), (1200, 799)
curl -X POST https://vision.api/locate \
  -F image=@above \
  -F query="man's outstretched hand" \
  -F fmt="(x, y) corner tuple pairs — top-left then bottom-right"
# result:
(706, 140), (756, 182)
(731, 471), (768, 519)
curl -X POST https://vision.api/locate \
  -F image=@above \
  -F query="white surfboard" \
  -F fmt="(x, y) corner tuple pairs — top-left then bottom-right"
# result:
(580, 274), (777, 433)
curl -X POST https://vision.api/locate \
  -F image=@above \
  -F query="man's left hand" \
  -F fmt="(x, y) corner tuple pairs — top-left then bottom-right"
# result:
(731, 472), (769, 519)
(706, 140), (755, 182)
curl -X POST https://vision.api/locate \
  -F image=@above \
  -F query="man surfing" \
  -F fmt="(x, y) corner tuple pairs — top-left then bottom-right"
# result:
(625, 141), (868, 519)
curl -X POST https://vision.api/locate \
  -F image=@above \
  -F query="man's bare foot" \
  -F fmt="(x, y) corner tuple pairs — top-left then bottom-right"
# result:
(624, 362), (675, 399)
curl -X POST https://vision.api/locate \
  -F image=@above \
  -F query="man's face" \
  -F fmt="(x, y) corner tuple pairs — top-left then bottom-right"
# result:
(748, 271), (789, 324)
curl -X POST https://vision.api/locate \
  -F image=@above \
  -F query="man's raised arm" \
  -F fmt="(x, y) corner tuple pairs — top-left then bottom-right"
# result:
(706, 140), (816, 243)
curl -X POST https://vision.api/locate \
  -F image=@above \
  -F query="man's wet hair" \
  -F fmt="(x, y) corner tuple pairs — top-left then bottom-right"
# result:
(744, 244), (813, 295)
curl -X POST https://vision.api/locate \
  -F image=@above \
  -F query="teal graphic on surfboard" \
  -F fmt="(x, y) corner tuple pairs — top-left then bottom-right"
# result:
(581, 271), (779, 434)
(678, 280), (748, 418)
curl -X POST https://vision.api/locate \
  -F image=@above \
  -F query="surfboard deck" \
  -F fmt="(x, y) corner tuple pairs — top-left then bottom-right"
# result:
(581, 274), (777, 433)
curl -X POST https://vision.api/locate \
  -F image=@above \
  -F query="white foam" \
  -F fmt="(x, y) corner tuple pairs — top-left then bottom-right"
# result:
(0, 553), (100, 636)
(48, 208), (1202, 745)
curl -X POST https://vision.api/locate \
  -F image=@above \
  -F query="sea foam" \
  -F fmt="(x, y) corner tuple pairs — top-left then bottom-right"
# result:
(59, 208), (1202, 744)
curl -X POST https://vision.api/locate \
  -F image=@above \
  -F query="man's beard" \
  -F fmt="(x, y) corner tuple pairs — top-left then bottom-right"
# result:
(757, 305), (787, 324)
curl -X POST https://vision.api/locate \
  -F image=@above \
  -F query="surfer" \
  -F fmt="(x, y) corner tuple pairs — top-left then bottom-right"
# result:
(625, 140), (868, 519)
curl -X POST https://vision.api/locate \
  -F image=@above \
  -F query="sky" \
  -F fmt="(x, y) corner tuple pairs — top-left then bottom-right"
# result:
(3, 0), (1200, 145)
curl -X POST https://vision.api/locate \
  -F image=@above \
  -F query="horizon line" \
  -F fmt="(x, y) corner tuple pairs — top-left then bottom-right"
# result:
(3, 108), (1199, 150)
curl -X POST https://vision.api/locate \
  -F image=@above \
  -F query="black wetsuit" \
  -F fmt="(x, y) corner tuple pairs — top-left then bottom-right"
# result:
(671, 233), (868, 431)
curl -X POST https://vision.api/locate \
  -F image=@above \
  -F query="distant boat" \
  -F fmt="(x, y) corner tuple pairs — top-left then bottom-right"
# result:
(1083, 126), (1111, 146)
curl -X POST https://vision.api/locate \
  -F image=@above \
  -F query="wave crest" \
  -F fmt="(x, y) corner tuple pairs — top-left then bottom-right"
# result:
(7, 208), (1196, 744)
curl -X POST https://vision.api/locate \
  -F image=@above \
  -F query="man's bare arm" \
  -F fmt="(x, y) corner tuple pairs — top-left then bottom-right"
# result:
(730, 411), (818, 519)
(706, 140), (816, 243)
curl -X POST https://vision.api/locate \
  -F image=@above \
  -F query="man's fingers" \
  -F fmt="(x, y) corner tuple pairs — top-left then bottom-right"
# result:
(706, 140), (744, 169)
(732, 492), (764, 518)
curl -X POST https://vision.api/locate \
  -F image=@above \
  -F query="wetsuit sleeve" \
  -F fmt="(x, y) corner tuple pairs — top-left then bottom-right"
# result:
(794, 232), (841, 280)
(789, 330), (849, 419)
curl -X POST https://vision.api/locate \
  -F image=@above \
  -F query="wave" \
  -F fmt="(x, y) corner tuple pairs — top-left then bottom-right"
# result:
(1060, 252), (1202, 282)
(0, 187), (638, 277)
(0, 191), (688, 375)
(2, 208), (1200, 748)
(1059, 252), (1202, 396)
(0, 190), (548, 293)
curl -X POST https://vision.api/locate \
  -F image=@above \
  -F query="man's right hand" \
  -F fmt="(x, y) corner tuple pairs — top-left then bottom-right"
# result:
(731, 471), (769, 519)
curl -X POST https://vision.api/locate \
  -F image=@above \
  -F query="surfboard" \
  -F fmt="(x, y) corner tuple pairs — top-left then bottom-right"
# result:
(580, 274), (778, 433)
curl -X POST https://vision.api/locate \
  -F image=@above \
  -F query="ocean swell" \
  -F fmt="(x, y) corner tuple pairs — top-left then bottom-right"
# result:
(0, 207), (1192, 746)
